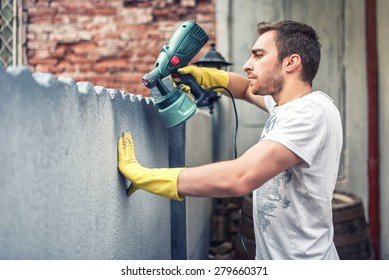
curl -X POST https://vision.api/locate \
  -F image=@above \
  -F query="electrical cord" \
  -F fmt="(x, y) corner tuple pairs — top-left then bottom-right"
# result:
(206, 86), (238, 159)
(206, 85), (250, 260)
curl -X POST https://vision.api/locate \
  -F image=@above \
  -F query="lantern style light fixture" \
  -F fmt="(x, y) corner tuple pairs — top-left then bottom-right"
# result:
(193, 43), (233, 70)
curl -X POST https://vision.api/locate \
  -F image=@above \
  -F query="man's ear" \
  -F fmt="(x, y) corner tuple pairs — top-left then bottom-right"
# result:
(284, 54), (302, 73)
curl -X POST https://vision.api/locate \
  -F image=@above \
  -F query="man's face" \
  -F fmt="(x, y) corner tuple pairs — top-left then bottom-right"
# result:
(242, 31), (284, 96)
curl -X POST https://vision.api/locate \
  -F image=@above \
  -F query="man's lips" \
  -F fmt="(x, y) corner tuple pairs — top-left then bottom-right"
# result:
(247, 76), (256, 82)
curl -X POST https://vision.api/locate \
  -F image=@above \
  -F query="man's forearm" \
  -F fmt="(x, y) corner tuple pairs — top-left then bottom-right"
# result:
(177, 140), (301, 199)
(177, 160), (245, 198)
(227, 73), (267, 110)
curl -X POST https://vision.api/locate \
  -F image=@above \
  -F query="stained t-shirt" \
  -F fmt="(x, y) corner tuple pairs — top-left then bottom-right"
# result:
(253, 91), (342, 259)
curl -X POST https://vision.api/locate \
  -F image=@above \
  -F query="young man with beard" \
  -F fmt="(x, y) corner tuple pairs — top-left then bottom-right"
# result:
(118, 20), (343, 259)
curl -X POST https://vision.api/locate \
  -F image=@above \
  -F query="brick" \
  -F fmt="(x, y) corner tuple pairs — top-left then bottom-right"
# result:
(27, 40), (56, 50)
(93, 8), (117, 16)
(70, 42), (98, 52)
(34, 50), (51, 59)
(96, 59), (128, 68)
(92, 33), (121, 41)
(62, 2), (95, 10)
(50, 63), (76, 73)
(28, 9), (57, 18)
(29, 58), (59, 65)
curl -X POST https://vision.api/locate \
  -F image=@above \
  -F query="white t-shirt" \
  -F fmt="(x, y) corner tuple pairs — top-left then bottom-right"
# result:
(253, 91), (342, 259)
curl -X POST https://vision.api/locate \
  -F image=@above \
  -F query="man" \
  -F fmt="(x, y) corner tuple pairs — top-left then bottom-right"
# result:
(118, 20), (343, 259)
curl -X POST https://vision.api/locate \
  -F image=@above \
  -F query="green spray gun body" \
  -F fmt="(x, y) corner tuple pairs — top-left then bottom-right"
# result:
(142, 20), (210, 127)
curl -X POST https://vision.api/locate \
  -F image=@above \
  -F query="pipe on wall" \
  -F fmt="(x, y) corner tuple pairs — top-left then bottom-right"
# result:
(366, 0), (380, 259)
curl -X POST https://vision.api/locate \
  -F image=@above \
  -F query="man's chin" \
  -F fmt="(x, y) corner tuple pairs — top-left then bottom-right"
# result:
(250, 88), (267, 96)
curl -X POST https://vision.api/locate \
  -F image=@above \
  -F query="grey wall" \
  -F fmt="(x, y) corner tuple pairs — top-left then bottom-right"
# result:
(0, 66), (186, 259)
(185, 109), (213, 259)
(377, 0), (389, 260)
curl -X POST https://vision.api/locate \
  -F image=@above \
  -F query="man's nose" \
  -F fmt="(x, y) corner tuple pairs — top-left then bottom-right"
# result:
(242, 58), (252, 72)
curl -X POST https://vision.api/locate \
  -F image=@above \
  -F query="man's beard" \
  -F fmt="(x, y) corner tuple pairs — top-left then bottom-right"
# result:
(252, 63), (284, 96)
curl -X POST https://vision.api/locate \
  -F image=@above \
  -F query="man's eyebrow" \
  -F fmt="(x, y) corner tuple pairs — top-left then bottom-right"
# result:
(251, 48), (266, 54)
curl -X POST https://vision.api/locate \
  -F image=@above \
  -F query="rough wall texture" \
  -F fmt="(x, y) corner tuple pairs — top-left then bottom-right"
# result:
(24, 0), (216, 96)
(0, 66), (185, 259)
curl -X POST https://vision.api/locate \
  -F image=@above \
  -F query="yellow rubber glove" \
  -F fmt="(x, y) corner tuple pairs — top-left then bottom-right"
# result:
(117, 132), (185, 201)
(175, 65), (229, 93)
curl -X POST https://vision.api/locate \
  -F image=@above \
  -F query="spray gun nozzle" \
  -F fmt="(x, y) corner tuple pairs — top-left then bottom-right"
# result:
(141, 73), (157, 89)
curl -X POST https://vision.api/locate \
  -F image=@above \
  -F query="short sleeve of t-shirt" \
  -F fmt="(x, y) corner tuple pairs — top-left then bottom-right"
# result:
(262, 95), (328, 167)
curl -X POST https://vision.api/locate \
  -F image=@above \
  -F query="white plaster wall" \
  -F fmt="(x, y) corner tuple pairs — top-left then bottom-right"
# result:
(185, 109), (214, 259)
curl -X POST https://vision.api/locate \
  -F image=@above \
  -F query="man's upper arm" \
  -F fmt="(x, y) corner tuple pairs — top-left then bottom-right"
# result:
(237, 139), (301, 192)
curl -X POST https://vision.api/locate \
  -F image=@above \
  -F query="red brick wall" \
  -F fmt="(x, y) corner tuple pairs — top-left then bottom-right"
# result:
(25, 0), (216, 96)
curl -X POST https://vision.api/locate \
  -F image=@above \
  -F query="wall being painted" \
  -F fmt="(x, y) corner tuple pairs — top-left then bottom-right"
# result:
(0, 66), (186, 259)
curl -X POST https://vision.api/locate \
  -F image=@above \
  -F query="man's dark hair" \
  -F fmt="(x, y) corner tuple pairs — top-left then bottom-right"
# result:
(256, 20), (321, 86)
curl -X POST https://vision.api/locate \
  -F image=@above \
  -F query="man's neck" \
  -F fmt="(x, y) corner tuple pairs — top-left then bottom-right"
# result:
(273, 81), (312, 106)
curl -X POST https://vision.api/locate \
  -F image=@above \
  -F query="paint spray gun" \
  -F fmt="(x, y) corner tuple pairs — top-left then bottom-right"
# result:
(142, 20), (219, 127)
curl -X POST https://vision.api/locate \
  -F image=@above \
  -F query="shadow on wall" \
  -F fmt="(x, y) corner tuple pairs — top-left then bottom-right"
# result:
(0, 66), (185, 260)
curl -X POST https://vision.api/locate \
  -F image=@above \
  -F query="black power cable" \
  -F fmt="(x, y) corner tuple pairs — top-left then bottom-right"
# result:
(206, 86), (249, 260)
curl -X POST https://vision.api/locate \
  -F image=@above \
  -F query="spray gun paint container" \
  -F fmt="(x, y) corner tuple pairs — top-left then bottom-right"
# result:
(150, 77), (197, 128)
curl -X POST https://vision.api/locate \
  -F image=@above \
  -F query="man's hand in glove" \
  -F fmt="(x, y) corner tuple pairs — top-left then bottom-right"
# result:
(117, 132), (184, 200)
(172, 65), (229, 92)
